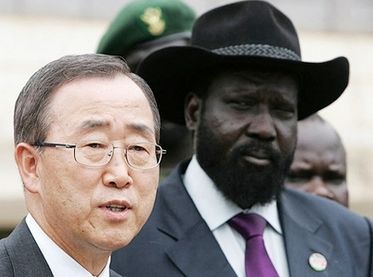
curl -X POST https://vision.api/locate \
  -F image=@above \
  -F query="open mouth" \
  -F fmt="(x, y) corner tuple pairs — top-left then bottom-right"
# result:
(99, 200), (132, 221)
(100, 200), (131, 213)
(105, 204), (127, 212)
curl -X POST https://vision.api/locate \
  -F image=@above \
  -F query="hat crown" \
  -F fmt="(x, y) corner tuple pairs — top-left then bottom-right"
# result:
(191, 0), (301, 59)
(97, 0), (196, 56)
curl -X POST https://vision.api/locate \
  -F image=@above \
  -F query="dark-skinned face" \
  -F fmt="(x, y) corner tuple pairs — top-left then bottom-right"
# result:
(186, 69), (298, 209)
(286, 118), (348, 207)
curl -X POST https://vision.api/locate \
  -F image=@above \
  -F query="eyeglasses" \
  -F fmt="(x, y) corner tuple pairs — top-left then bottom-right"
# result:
(33, 141), (166, 170)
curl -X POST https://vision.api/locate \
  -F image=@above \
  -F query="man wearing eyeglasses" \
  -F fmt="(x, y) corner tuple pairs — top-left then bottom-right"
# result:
(0, 54), (164, 276)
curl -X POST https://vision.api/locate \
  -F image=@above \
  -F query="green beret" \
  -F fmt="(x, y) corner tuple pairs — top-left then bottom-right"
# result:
(97, 0), (196, 57)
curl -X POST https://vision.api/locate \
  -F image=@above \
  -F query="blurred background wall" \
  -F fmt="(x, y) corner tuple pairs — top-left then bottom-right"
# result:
(1, 0), (372, 234)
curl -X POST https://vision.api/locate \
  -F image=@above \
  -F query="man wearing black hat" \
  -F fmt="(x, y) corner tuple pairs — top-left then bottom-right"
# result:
(111, 1), (373, 276)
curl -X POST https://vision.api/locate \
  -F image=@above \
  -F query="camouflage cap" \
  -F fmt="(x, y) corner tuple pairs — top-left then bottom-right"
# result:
(97, 0), (196, 57)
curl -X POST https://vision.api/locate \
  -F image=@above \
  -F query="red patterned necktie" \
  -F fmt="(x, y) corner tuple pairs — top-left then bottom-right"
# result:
(229, 213), (279, 277)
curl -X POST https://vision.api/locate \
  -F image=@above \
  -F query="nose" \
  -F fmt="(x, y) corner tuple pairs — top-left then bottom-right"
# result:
(308, 176), (334, 200)
(102, 148), (133, 189)
(246, 108), (276, 141)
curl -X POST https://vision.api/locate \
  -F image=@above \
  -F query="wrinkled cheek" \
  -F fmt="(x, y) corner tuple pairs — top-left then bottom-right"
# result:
(40, 178), (67, 218)
(45, 179), (88, 227)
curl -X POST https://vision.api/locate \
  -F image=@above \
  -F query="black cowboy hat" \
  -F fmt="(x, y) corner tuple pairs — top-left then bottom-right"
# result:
(137, 0), (349, 124)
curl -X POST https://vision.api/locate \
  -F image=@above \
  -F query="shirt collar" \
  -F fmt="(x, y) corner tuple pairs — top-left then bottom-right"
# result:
(26, 214), (111, 277)
(183, 155), (282, 234)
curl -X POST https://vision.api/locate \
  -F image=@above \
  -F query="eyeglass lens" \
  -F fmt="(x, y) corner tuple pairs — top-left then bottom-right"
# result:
(74, 142), (162, 169)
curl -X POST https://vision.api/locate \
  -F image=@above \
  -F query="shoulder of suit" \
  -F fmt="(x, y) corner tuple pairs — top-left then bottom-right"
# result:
(282, 188), (368, 229)
(0, 237), (13, 275)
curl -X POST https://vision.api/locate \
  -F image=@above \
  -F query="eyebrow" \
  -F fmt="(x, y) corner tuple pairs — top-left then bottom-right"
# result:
(77, 119), (111, 132)
(76, 119), (155, 139)
(230, 88), (296, 106)
(328, 164), (346, 172)
(126, 122), (155, 139)
(270, 93), (296, 105)
(292, 162), (312, 170)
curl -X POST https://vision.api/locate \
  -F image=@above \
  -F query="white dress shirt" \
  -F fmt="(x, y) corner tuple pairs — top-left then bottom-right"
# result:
(26, 214), (110, 277)
(183, 156), (290, 277)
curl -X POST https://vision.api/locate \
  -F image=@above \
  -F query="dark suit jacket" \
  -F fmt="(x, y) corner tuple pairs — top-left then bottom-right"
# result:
(112, 161), (373, 277)
(0, 219), (122, 277)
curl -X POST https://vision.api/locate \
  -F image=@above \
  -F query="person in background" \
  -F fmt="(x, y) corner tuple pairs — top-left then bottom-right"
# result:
(97, 0), (196, 177)
(0, 54), (164, 276)
(111, 1), (373, 276)
(286, 113), (348, 207)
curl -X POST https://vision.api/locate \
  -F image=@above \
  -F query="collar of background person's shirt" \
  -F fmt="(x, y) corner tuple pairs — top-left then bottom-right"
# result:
(26, 214), (110, 277)
(183, 155), (282, 234)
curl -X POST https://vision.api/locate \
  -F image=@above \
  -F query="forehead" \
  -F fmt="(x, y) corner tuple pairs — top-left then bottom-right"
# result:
(298, 120), (343, 152)
(295, 120), (346, 164)
(47, 74), (155, 139)
(206, 68), (298, 100)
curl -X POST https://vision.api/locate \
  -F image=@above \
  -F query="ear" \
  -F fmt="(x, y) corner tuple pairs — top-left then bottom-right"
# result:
(184, 93), (201, 131)
(14, 143), (41, 193)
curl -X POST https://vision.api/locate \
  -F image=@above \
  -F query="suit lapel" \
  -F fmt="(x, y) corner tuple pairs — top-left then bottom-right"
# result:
(5, 219), (53, 277)
(280, 189), (332, 277)
(156, 162), (236, 277)
(110, 268), (123, 277)
(165, 220), (237, 277)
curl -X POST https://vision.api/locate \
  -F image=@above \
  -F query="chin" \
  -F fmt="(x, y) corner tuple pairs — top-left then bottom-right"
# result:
(91, 226), (138, 252)
(99, 234), (134, 252)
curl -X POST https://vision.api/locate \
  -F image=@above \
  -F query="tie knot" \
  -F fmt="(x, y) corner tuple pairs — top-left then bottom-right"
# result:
(229, 213), (266, 240)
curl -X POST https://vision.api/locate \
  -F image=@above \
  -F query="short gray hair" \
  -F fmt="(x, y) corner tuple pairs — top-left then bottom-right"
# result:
(14, 54), (160, 145)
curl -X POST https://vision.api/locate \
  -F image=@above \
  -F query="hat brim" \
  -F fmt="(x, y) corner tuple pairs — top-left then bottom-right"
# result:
(137, 46), (349, 124)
